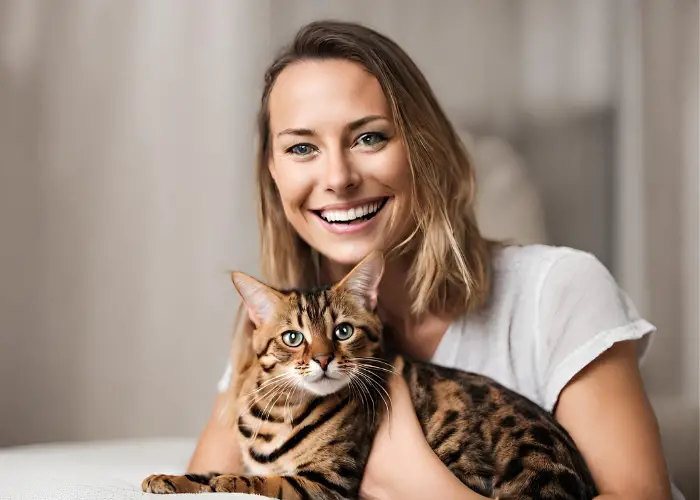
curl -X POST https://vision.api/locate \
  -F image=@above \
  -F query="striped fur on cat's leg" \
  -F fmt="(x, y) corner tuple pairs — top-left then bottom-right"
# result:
(209, 473), (347, 499)
(141, 472), (216, 493)
(142, 472), (348, 498)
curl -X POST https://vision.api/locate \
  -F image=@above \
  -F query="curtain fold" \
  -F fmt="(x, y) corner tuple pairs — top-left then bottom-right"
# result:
(0, 0), (269, 444)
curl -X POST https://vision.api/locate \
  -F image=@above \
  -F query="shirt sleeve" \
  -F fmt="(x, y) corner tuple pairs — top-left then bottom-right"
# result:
(217, 360), (233, 393)
(537, 250), (656, 412)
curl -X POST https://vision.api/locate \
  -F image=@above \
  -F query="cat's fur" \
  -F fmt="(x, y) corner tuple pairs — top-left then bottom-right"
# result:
(142, 251), (598, 499)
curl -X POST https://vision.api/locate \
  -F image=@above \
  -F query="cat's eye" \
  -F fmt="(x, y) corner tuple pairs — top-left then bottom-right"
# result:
(333, 323), (354, 341)
(281, 330), (304, 348)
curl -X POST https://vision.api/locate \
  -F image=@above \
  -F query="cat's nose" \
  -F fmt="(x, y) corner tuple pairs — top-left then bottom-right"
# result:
(314, 354), (334, 371)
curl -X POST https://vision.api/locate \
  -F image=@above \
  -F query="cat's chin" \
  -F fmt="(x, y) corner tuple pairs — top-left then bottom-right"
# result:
(300, 376), (349, 397)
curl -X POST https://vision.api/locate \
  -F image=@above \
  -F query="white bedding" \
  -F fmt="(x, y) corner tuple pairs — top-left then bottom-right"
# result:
(0, 436), (689, 500)
(0, 438), (273, 500)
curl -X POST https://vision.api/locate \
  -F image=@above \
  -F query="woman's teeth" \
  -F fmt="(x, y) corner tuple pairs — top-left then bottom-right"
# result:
(320, 199), (385, 223)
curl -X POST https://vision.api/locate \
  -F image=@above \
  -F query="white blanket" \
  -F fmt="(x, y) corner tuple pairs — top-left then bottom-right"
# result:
(0, 438), (273, 500)
(0, 436), (688, 500)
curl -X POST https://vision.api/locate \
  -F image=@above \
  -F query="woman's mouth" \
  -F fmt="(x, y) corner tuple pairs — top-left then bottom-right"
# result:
(311, 197), (390, 235)
(314, 197), (389, 225)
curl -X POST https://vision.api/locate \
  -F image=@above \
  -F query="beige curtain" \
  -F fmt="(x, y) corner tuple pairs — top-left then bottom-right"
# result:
(0, 0), (269, 445)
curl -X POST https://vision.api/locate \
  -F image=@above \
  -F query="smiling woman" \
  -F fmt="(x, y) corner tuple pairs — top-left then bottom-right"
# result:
(185, 19), (676, 500)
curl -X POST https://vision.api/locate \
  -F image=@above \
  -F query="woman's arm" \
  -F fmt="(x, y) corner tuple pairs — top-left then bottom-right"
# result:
(360, 341), (673, 500)
(359, 374), (489, 500)
(554, 340), (672, 500)
(187, 393), (242, 474)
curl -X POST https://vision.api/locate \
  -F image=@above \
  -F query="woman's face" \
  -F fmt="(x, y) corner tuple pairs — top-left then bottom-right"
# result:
(267, 59), (412, 266)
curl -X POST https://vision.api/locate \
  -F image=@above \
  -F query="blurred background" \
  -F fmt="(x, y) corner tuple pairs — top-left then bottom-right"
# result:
(0, 0), (697, 497)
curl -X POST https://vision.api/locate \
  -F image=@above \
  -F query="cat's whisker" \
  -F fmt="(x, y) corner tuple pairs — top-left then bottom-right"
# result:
(352, 363), (397, 375)
(266, 379), (294, 417)
(352, 356), (397, 371)
(265, 378), (297, 413)
(352, 377), (376, 429)
(264, 379), (295, 424)
(251, 378), (297, 441)
(353, 369), (392, 421)
(241, 374), (297, 416)
(346, 378), (358, 406)
(347, 358), (399, 377)
(355, 369), (393, 402)
(347, 374), (369, 413)
(354, 364), (394, 385)
(350, 374), (376, 428)
(347, 371), (367, 406)
(350, 370), (379, 427)
(243, 372), (295, 399)
(353, 355), (395, 365)
(250, 385), (285, 435)
(241, 373), (295, 417)
(283, 380), (302, 423)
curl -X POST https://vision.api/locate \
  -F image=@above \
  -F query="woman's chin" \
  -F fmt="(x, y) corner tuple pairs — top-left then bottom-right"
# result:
(318, 241), (386, 268)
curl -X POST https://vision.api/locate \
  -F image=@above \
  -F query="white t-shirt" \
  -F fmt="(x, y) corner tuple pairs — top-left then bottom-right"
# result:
(429, 244), (655, 412)
(216, 244), (684, 498)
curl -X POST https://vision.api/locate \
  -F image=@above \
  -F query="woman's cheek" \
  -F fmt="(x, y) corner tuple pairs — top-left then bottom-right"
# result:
(360, 143), (410, 188)
(272, 162), (312, 209)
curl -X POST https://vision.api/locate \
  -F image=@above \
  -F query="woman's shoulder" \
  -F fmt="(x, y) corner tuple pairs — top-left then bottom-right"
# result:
(478, 243), (649, 343)
(493, 243), (600, 270)
(490, 243), (610, 295)
(444, 243), (655, 411)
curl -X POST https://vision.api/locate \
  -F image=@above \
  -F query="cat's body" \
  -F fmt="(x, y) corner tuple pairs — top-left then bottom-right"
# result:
(403, 359), (597, 498)
(143, 252), (598, 499)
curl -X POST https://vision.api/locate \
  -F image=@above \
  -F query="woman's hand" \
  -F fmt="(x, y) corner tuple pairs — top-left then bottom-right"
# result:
(358, 370), (488, 500)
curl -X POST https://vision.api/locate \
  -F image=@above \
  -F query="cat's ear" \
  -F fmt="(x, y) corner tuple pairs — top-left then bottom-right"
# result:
(231, 272), (283, 328)
(333, 251), (385, 310)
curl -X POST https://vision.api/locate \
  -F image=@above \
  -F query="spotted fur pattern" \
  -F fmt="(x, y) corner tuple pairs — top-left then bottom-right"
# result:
(142, 252), (597, 499)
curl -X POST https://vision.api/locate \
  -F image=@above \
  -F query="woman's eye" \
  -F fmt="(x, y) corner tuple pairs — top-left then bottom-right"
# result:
(355, 132), (387, 148)
(333, 323), (354, 341)
(287, 144), (316, 156)
(281, 330), (304, 347)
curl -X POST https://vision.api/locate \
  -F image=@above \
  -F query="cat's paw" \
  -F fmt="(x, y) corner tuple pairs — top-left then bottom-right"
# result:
(209, 474), (255, 493)
(141, 474), (212, 494)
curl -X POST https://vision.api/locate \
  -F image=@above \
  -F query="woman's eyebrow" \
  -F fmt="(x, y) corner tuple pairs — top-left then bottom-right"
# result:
(277, 127), (315, 138)
(277, 115), (389, 138)
(348, 115), (389, 131)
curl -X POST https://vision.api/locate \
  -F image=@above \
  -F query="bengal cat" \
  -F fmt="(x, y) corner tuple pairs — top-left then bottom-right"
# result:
(142, 251), (598, 499)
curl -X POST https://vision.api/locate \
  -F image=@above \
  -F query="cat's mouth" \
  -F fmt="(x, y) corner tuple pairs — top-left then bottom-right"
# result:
(310, 371), (343, 382)
(302, 373), (349, 396)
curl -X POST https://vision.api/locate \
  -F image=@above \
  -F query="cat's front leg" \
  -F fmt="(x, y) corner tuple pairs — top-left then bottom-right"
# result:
(141, 473), (215, 494)
(210, 474), (344, 499)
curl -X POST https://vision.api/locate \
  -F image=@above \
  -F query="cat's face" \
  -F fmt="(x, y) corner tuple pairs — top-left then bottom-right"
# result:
(232, 252), (385, 397)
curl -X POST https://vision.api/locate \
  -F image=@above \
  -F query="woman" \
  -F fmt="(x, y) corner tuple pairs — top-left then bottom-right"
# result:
(189, 20), (676, 500)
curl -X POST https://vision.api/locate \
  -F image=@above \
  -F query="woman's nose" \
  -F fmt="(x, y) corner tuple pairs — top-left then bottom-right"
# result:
(322, 149), (360, 193)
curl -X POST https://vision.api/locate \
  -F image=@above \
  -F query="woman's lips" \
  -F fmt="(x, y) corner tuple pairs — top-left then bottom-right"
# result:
(312, 197), (390, 235)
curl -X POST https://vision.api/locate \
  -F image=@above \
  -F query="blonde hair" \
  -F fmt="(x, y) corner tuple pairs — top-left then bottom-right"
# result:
(256, 20), (494, 317)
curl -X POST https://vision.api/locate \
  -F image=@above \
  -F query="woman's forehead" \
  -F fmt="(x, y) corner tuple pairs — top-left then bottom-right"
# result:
(268, 59), (390, 134)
